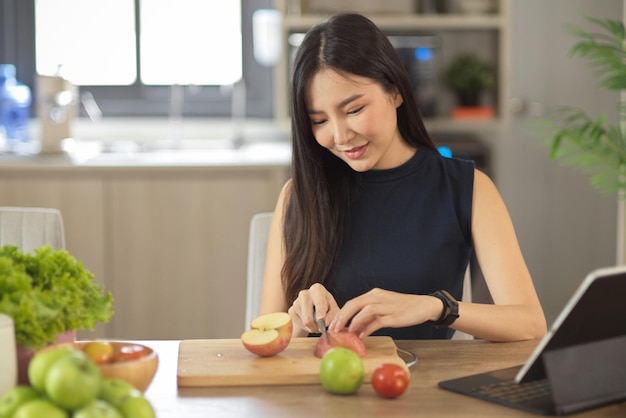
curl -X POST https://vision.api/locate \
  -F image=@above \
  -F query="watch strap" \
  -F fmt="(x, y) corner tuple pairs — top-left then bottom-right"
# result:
(429, 290), (459, 328)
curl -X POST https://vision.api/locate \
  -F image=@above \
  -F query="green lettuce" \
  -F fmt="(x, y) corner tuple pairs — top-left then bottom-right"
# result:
(0, 245), (114, 349)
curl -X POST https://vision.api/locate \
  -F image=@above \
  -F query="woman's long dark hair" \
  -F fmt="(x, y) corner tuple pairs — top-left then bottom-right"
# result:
(282, 13), (437, 305)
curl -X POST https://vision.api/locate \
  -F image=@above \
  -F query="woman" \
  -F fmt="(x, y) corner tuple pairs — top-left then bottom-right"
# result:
(259, 13), (546, 342)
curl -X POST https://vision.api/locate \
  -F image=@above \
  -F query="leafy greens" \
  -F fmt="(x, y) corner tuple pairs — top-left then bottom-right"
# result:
(0, 245), (113, 349)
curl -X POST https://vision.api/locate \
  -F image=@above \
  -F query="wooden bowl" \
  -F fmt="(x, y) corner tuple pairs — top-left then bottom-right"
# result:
(41, 341), (159, 392)
(78, 341), (158, 392)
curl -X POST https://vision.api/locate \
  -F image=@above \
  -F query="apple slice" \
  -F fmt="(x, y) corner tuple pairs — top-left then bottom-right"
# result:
(313, 328), (367, 358)
(241, 312), (293, 357)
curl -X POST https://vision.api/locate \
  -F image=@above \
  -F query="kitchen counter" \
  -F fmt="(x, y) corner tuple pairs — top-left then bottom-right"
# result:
(0, 130), (291, 340)
(1, 117), (292, 170)
(0, 143), (291, 172)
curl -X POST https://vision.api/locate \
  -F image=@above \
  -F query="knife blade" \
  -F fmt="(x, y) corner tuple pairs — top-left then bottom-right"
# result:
(314, 309), (329, 342)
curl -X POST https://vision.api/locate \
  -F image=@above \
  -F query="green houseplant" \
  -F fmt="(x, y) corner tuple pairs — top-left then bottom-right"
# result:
(443, 53), (496, 107)
(548, 17), (626, 193)
(0, 245), (114, 350)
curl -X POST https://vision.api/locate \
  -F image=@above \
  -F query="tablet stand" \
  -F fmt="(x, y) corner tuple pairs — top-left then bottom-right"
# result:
(542, 335), (626, 415)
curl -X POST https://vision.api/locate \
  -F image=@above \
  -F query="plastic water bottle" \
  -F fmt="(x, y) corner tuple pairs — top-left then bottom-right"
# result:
(0, 64), (32, 151)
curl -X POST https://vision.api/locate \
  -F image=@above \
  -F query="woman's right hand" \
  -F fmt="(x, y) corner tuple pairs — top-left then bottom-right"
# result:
(288, 283), (340, 334)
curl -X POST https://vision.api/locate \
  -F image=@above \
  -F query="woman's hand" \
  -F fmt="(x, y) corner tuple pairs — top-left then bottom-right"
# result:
(329, 288), (443, 338)
(288, 283), (340, 334)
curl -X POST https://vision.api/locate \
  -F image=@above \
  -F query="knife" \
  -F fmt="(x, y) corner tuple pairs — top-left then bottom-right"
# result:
(314, 309), (329, 342)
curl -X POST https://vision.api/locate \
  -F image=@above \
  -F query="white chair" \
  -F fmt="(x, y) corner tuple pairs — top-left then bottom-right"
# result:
(0, 206), (66, 386)
(245, 212), (472, 339)
(245, 212), (274, 328)
(0, 207), (65, 251)
(453, 269), (473, 340)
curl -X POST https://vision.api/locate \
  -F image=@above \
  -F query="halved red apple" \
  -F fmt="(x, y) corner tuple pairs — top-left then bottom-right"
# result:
(313, 328), (367, 358)
(241, 312), (293, 357)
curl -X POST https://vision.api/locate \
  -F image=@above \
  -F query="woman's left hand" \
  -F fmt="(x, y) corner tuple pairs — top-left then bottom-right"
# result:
(328, 288), (442, 338)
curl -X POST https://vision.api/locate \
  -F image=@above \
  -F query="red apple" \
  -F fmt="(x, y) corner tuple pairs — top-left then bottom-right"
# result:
(313, 328), (367, 358)
(240, 312), (293, 357)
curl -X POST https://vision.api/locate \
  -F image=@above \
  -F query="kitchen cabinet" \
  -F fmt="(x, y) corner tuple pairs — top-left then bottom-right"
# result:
(0, 172), (110, 338)
(0, 161), (290, 340)
(106, 167), (288, 340)
(272, 0), (510, 133)
(0, 172), (107, 290)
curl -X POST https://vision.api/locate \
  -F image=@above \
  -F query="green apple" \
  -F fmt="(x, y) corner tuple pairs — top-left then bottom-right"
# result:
(44, 350), (101, 411)
(98, 378), (141, 408)
(319, 347), (364, 395)
(0, 386), (40, 418)
(13, 398), (68, 418)
(73, 400), (123, 418)
(117, 395), (155, 418)
(27, 345), (75, 392)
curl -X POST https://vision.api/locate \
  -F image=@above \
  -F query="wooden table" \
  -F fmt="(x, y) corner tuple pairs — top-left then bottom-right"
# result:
(142, 339), (626, 417)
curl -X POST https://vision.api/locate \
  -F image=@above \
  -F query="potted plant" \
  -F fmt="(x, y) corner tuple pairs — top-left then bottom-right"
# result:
(443, 53), (496, 117)
(548, 17), (626, 194)
(0, 244), (114, 383)
(546, 17), (626, 265)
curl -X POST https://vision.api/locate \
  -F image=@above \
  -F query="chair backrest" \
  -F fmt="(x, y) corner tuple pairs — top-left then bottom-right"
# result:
(245, 212), (274, 329)
(245, 211), (472, 339)
(452, 267), (473, 340)
(0, 207), (65, 252)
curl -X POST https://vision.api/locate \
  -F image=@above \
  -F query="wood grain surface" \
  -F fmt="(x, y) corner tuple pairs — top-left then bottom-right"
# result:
(177, 336), (409, 387)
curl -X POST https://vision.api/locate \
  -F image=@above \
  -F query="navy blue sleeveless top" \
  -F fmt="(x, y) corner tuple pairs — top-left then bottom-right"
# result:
(332, 148), (475, 339)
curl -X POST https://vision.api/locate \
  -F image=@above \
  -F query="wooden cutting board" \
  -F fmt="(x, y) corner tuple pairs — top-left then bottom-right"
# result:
(177, 336), (409, 387)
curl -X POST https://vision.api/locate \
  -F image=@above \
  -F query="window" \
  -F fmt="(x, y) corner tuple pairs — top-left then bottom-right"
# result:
(35, 0), (242, 86)
(1, 0), (273, 118)
(35, 0), (137, 85)
(140, 0), (242, 86)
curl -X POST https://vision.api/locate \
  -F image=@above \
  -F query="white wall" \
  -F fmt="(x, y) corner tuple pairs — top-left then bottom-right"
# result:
(487, 0), (622, 324)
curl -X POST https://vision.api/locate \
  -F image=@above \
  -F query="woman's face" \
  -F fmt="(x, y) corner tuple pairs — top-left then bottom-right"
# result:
(306, 68), (413, 171)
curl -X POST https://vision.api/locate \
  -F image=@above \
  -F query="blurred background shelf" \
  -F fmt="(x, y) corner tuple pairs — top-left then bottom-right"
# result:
(273, 0), (510, 134)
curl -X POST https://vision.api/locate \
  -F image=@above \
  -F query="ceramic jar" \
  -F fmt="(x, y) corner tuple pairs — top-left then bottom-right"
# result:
(0, 314), (17, 394)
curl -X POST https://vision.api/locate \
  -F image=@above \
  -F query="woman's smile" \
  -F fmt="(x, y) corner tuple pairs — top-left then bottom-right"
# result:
(342, 144), (369, 160)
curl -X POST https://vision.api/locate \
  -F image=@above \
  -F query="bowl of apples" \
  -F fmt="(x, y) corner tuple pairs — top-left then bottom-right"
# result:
(73, 341), (158, 392)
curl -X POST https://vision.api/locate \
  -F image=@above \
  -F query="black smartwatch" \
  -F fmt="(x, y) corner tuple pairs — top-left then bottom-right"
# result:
(429, 290), (459, 328)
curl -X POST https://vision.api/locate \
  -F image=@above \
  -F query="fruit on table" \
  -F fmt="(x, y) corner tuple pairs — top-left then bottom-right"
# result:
(44, 350), (102, 411)
(117, 395), (156, 418)
(319, 347), (364, 395)
(0, 386), (40, 418)
(313, 328), (367, 358)
(371, 363), (410, 399)
(99, 378), (141, 407)
(27, 345), (75, 391)
(12, 398), (68, 418)
(83, 341), (115, 364)
(25, 345), (156, 418)
(113, 343), (151, 362)
(73, 399), (123, 418)
(241, 312), (293, 356)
